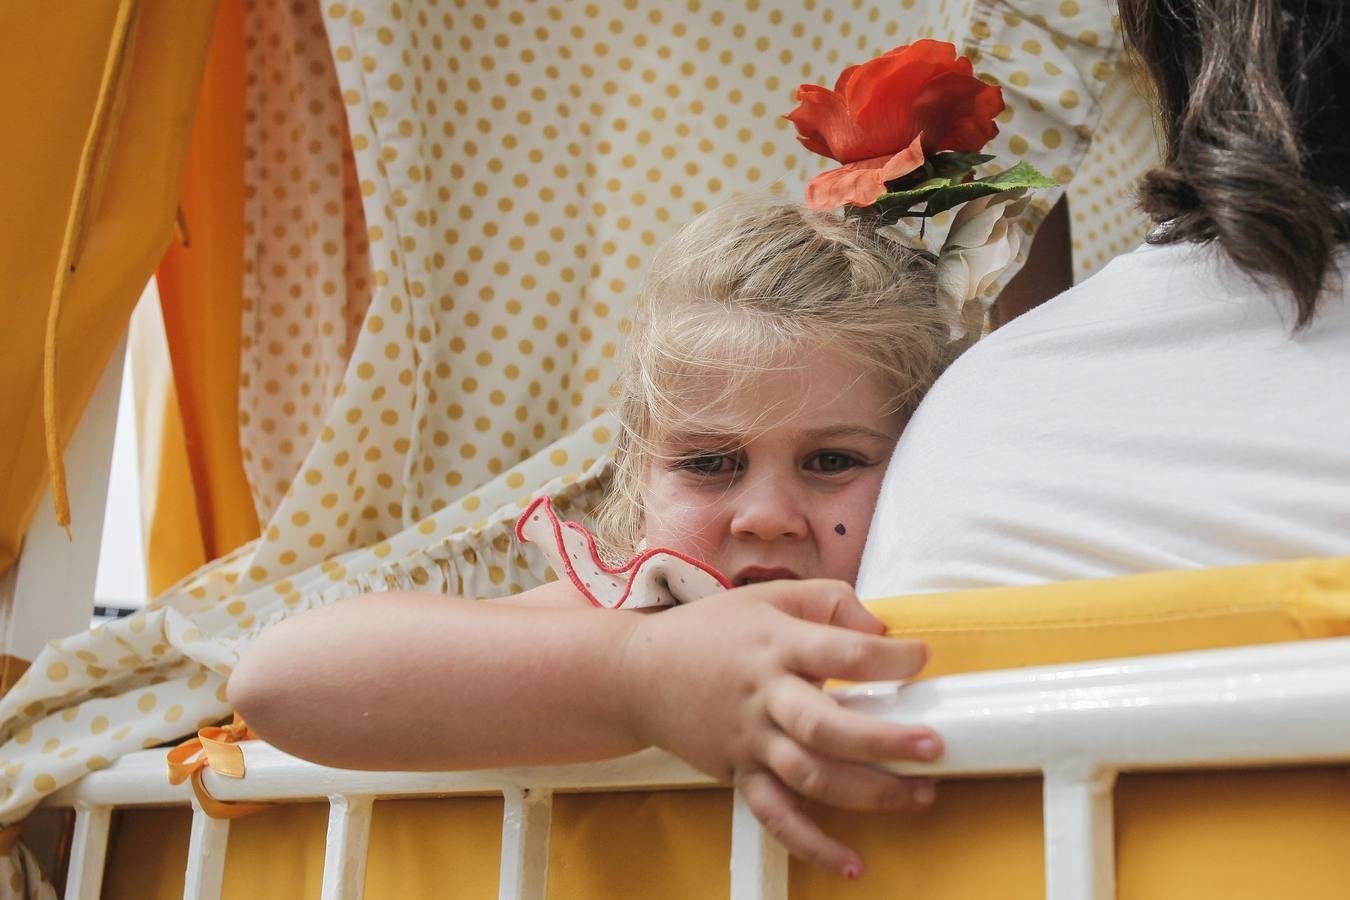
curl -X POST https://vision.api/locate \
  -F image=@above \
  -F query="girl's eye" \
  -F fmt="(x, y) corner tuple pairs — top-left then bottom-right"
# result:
(807, 451), (863, 474)
(673, 453), (739, 476)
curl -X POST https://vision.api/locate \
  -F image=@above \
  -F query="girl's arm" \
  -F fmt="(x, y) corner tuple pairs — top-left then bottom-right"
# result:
(230, 584), (650, 769)
(228, 579), (941, 879)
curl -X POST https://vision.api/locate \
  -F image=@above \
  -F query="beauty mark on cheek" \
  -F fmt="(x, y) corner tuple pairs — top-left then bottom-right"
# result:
(834, 522), (847, 536)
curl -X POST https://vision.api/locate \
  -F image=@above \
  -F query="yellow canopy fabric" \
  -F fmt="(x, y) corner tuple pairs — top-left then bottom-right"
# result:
(0, 0), (219, 577)
(147, 0), (258, 593)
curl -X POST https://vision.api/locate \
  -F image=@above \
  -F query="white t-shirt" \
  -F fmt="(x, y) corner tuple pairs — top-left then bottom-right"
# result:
(857, 240), (1350, 598)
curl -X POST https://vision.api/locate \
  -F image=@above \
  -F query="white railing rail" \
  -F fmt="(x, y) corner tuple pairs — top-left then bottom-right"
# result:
(46, 636), (1350, 900)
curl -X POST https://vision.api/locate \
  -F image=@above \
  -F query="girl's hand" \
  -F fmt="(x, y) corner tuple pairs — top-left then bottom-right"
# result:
(618, 579), (941, 879)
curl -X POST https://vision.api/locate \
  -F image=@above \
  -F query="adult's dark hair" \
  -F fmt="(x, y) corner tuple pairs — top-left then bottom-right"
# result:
(1119, 0), (1350, 327)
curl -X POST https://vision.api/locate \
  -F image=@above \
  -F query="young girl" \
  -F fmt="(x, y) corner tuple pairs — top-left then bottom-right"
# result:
(230, 193), (963, 879)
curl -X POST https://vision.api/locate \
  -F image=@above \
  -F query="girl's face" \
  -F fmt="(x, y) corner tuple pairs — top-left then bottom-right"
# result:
(640, 348), (903, 587)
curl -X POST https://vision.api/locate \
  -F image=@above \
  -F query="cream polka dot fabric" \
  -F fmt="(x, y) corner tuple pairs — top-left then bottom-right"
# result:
(953, 0), (1159, 296)
(1, 0), (1159, 876)
(0, 844), (54, 899)
(240, 0), (374, 524)
(1065, 51), (1159, 278)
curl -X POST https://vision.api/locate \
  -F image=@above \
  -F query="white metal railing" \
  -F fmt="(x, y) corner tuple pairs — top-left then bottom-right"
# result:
(45, 635), (1350, 900)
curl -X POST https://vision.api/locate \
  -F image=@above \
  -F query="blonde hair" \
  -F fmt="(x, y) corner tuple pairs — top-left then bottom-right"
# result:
(593, 193), (957, 558)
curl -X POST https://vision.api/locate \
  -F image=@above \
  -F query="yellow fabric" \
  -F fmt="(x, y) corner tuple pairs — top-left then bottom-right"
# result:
(41, 0), (141, 534)
(362, 798), (504, 900)
(0, 0), (218, 573)
(102, 804), (330, 900)
(150, 0), (258, 592)
(131, 287), (210, 594)
(869, 554), (1350, 677)
(548, 790), (733, 899)
(104, 799), (503, 900)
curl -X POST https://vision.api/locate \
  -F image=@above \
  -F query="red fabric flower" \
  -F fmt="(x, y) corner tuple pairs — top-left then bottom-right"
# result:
(786, 40), (1004, 210)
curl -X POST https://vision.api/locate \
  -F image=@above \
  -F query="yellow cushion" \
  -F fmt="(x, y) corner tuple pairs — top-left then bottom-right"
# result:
(870, 554), (1350, 676)
(105, 557), (1350, 899)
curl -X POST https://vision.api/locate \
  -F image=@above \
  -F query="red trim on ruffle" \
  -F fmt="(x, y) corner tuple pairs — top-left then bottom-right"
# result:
(516, 496), (732, 609)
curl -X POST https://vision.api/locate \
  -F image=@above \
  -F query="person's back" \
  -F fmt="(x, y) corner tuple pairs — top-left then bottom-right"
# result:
(859, 240), (1350, 593)
(858, 0), (1350, 595)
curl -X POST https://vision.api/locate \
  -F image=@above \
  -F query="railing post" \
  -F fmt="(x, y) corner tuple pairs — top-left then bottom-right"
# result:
(1043, 765), (1117, 900)
(321, 793), (373, 900)
(64, 803), (111, 900)
(182, 800), (230, 900)
(499, 786), (553, 900)
(729, 789), (787, 900)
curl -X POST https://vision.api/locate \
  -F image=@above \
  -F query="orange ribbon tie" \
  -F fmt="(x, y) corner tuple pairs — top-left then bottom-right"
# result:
(166, 716), (270, 819)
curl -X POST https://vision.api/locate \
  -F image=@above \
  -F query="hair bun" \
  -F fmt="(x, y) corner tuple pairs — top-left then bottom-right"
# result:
(1136, 167), (1198, 226)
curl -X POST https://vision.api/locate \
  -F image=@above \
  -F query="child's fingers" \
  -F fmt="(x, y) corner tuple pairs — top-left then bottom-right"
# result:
(766, 676), (943, 764)
(786, 623), (930, 684)
(735, 767), (864, 880)
(760, 734), (938, 813)
(755, 579), (885, 634)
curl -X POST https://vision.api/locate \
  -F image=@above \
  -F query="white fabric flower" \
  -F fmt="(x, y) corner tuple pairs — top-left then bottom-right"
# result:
(875, 216), (933, 254)
(935, 188), (1031, 339)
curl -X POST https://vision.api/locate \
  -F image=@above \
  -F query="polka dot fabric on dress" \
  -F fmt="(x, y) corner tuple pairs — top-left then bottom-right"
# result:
(959, 0), (1158, 288)
(1065, 51), (1159, 278)
(0, 0), (1159, 837)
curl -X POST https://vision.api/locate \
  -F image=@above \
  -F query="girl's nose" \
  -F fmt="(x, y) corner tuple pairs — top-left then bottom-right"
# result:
(728, 476), (809, 541)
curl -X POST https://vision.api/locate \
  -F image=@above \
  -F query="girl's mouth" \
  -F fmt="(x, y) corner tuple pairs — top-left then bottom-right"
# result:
(733, 566), (800, 587)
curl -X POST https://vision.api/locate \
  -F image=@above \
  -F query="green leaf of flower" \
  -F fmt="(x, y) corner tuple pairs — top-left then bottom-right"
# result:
(866, 160), (1057, 222)
(926, 151), (995, 179)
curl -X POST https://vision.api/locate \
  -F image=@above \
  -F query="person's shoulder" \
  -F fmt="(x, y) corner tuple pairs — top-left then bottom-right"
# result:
(895, 242), (1181, 453)
(929, 242), (1195, 388)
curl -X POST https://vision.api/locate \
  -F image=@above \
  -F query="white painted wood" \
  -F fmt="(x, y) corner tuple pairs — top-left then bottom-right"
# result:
(0, 334), (126, 661)
(1043, 767), (1116, 900)
(48, 637), (1350, 813)
(182, 800), (229, 900)
(832, 634), (1350, 775)
(63, 804), (112, 900)
(730, 789), (787, 900)
(321, 794), (373, 900)
(498, 787), (553, 900)
(49, 745), (709, 809)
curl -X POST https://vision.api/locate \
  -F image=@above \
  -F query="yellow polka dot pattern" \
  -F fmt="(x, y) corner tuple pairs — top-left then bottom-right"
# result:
(0, 417), (614, 826)
(0, 600), (237, 823)
(0, 842), (55, 898)
(952, 0), (1157, 293)
(240, 0), (373, 524)
(1066, 51), (1158, 277)
(0, 0), (1159, 831)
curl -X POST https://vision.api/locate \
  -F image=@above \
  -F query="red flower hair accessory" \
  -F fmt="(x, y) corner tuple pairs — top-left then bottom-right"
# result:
(786, 39), (1004, 211)
(785, 40), (1056, 334)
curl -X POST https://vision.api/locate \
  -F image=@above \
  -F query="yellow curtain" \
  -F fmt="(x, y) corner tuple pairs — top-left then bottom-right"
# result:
(0, 0), (219, 577)
(147, 0), (258, 594)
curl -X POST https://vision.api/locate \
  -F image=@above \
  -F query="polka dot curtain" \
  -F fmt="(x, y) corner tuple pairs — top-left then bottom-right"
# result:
(0, 0), (1154, 881)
